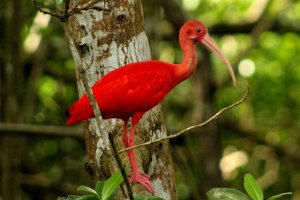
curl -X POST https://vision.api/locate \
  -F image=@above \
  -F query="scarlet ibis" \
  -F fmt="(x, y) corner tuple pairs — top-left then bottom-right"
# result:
(66, 20), (236, 193)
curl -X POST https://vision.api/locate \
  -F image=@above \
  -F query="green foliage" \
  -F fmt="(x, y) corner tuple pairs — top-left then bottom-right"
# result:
(95, 181), (105, 197)
(62, 170), (164, 200)
(101, 171), (123, 199)
(207, 174), (292, 200)
(266, 193), (293, 200)
(67, 170), (123, 200)
(66, 195), (98, 200)
(207, 188), (251, 200)
(77, 185), (100, 197)
(244, 174), (264, 200)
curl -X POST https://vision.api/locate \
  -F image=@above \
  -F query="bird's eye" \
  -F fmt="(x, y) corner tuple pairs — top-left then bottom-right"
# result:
(196, 28), (202, 33)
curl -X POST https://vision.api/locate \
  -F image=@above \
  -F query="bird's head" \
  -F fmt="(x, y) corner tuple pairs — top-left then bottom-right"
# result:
(180, 20), (236, 87)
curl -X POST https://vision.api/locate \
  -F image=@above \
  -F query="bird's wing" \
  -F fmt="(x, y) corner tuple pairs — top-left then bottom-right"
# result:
(92, 61), (176, 115)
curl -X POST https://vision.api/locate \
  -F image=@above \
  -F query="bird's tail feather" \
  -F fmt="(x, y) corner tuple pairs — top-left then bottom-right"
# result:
(65, 94), (94, 126)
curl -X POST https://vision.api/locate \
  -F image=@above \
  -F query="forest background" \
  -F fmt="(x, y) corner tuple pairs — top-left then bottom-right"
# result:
(1, 0), (300, 199)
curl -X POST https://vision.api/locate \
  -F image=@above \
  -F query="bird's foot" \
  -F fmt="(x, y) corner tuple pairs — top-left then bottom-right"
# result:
(130, 171), (154, 194)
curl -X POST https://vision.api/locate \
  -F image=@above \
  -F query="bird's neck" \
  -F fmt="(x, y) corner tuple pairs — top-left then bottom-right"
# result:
(175, 40), (198, 83)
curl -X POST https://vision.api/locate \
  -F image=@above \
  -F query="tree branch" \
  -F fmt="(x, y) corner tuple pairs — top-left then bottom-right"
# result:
(0, 123), (82, 138)
(119, 86), (250, 154)
(109, 134), (133, 199)
(32, 0), (65, 20)
(67, 0), (110, 17)
(78, 57), (107, 143)
(32, 0), (110, 22)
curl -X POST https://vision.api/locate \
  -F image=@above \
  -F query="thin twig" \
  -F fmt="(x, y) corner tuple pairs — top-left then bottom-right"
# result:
(32, 0), (110, 22)
(78, 57), (108, 146)
(68, 0), (110, 16)
(118, 86), (250, 154)
(32, 0), (64, 20)
(109, 134), (134, 200)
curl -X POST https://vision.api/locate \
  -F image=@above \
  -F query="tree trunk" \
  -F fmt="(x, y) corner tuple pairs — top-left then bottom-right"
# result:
(64, 0), (177, 199)
(0, 0), (25, 199)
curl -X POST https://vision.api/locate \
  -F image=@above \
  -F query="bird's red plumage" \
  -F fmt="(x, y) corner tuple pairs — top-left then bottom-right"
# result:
(66, 60), (177, 126)
(65, 20), (236, 193)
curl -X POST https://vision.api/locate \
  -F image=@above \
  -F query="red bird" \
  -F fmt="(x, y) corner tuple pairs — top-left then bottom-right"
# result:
(66, 20), (236, 193)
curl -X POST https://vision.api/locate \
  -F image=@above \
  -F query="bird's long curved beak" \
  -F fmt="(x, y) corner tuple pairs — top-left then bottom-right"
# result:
(201, 34), (236, 87)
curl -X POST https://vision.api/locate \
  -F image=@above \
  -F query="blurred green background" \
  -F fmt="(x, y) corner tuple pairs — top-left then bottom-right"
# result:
(1, 0), (300, 199)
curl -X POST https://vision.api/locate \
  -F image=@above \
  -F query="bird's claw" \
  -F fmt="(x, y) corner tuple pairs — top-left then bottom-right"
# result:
(130, 171), (154, 194)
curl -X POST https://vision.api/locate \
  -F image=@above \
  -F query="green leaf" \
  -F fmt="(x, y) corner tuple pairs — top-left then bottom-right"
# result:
(65, 195), (80, 200)
(133, 194), (165, 200)
(207, 188), (251, 200)
(77, 185), (98, 196)
(267, 192), (293, 200)
(101, 170), (124, 200)
(95, 181), (105, 195)
(66, 195), (99, 200)
(244, 174), (264, 200)
(106, 189), (118, 200)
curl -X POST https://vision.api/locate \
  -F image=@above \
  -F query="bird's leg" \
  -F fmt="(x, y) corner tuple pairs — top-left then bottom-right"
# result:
(123, 114), (154, 194)
(122, 119), (129, 147)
